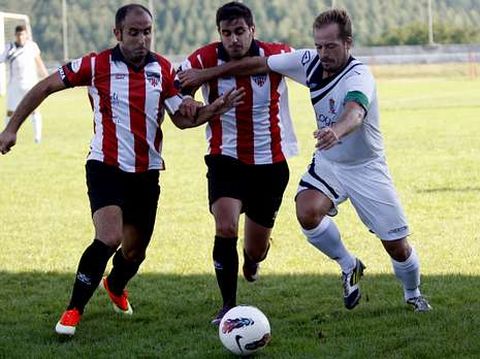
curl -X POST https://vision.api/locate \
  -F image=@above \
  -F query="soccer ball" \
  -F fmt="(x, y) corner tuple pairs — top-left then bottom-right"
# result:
(218, 305), (271, 356)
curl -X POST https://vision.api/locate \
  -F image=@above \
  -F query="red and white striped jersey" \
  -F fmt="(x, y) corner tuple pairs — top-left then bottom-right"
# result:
(58, 45), (182, 173)
(179, 40), (298, 165)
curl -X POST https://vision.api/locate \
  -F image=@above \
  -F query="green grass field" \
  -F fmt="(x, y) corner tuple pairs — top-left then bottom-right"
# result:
(1, 63), (479, 358)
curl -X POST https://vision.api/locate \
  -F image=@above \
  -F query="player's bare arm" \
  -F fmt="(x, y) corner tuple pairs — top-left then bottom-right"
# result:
(0, 72), (66, 154)
(178, 96), (204, 119)
(315, 101), (365, 151)
(177, 57), (269, 89)
(171, 87), (245, 129)
(35, 54), (49, 78)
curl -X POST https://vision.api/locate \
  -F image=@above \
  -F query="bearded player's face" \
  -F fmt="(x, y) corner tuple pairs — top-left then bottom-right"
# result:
(115, 8), (152, 66)
(218, 18), (254, 60)
(314, 23), (352, 76)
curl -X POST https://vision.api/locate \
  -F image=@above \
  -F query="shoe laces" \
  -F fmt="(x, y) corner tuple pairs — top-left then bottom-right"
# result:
(342, 271), (353, 296)
(408, 296), (432, 312)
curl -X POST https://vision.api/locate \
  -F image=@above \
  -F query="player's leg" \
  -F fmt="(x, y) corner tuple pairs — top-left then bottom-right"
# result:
(205, 155), (243, 325)
(211, 197), (242, 324)
(99, 225), (142, 316)
(345, 158), (431, 312)
(242, 160), (289, 282)
(102, 169), (160, 315)
(295, 154), (363, 309)
(30, 110), (42, 143)
(296, 189), (355, 272)
(56, 205), (122, 336)
(381, 237), (431, 312)
(5, 84), (19, 126)
(296, 189), (363, 309)
(243, 219), (271, 282)
(55, 160), (125, 336)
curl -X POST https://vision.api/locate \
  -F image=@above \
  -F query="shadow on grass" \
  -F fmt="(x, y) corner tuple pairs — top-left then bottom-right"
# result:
(0, 272), (478, 358)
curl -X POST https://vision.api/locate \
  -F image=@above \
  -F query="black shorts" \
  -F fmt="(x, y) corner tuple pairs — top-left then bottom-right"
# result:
(205, 155), (289, 228)
(86, 160), (160, 238)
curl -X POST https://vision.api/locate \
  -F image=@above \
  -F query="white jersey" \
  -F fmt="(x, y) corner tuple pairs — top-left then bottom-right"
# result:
(0, 40), (40, 89)
(268, 49), (384, 165)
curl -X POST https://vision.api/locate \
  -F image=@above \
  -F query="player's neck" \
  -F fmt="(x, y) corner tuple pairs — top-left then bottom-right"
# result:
(118, 47), (147, 69)
(322, 58), (350, 79)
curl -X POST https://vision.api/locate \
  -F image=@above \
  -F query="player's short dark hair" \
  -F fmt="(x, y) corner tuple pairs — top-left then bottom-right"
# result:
(313, 9), (352, 41)
(115, 4), (152, 29)
(15, 25), (26, 34)
(216, 1), (254, 28)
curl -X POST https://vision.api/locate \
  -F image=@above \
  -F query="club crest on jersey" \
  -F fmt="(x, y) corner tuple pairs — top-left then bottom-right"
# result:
(69, 58), (82, 73)
(329, 98), (336, 115)
(146, 71), (160, 87)
(252, 74), (267, 87)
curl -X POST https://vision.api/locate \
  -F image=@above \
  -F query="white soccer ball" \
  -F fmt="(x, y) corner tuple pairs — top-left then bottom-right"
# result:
(218, 305), (271, 356)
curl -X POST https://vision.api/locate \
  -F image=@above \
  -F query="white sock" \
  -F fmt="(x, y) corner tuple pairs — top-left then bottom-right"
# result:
(391, 247), (421, 301)
(31, 112), (42, 143)
(302, 217), (356, 273)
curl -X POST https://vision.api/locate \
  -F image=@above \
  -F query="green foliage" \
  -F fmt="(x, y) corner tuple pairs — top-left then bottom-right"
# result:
(1, 0), (479, 59)
(0, 63), (480, 357)
(371, 21), (480, 45)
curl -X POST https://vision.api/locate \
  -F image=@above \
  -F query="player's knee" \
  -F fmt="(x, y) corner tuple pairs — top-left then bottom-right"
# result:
(216, 221), (239, 238)
(97, 231), (123, 248)
(382, 237), (411, 261)
(245, 244), (269, 263)
(296, 205), (323, 230)
(122, 247), (146, 263)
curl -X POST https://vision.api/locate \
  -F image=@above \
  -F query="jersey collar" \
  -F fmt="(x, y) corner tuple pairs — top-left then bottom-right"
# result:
(111, 45), (156, 71)
(311, 55), (355, 89)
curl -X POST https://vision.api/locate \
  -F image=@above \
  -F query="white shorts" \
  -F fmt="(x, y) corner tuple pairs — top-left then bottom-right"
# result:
(6, 83), (32, 111)
(297, 152), (409, 241)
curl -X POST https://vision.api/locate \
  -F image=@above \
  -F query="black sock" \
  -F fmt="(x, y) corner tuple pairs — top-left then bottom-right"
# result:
(107, 248), (142, 296)
(67, 239), (115, 313)
(213, 236), (238, 308)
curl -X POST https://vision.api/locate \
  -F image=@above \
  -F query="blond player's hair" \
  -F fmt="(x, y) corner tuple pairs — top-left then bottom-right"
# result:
(313, 9), (352, 41)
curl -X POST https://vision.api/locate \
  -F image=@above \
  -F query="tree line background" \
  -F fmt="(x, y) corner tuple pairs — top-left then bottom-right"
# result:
(0, 0), (479, 61)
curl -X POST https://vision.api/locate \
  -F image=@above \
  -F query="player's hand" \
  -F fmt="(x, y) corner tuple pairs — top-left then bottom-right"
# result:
(314, 127), (341, 150)
(0, 131), (17, 155)
(177, 68), (209, 88)
(209, 87), (245, 115)
(179, 96), (203, 119)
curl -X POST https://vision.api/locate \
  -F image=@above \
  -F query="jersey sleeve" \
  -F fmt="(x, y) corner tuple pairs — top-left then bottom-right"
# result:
(267, 49), (315, 86)
(58, 54), (95, 88)
(175, 44), (219, 95)
(343, 67), (375, 111)
(160, 59), (182, 116)
(0, 43), (12, 63)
